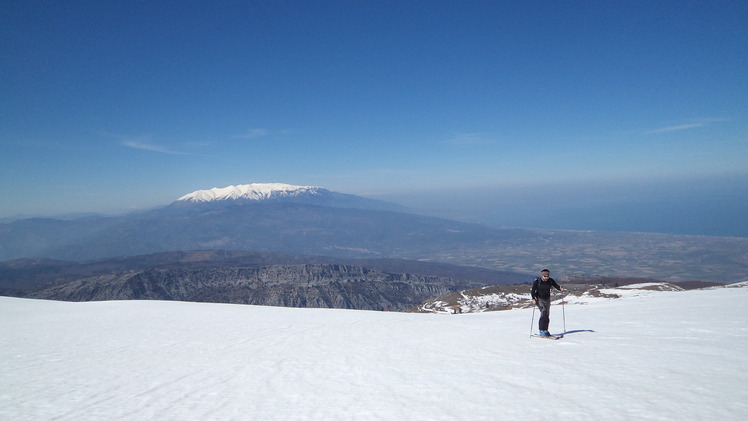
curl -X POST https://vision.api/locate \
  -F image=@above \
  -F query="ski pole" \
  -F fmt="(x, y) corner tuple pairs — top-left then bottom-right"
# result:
(530, 302), (536, 337)
(562, 293), (567, 334)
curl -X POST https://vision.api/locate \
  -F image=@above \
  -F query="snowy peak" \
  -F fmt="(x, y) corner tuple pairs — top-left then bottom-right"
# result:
(172, 182), (407, 213)
(177, 183), (325, 203)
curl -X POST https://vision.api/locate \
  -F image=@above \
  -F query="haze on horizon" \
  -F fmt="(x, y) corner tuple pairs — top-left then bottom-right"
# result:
(1, 1), (746, 237)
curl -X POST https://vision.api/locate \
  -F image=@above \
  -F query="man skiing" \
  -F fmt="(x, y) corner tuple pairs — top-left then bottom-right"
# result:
(531, 269), (564, 337)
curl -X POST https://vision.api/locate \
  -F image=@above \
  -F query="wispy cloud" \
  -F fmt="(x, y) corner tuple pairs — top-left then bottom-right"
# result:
(234, 128), (271, 139)
(645, 118), (727, 134)
(121, 138), (189, 155)
(443, 133), (497, 146)
(646, 123), (706, 134)
(98, 131), (192, 155)
(233, 128), (292, 140)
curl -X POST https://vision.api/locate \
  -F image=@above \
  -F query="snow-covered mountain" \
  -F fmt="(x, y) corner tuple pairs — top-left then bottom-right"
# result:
(176, 183), (325, 202)
(171, 182), (406, 213)
(3, 284), (747, 420)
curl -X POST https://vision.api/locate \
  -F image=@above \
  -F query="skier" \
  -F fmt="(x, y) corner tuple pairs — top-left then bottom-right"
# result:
(531, 269), (565, 337)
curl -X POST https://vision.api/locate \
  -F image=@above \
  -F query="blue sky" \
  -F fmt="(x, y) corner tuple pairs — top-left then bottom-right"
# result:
(1, 1), (747, 235)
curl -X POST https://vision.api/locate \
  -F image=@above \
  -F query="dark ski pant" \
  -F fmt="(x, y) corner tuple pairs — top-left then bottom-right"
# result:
(537, 299), (551, 332)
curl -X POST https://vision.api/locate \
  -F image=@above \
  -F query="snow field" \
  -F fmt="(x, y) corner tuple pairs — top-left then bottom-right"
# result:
(1, 286), (747, 420)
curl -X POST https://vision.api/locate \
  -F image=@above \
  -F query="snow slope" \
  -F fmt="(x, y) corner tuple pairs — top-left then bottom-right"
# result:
(2, 286), (747, 420)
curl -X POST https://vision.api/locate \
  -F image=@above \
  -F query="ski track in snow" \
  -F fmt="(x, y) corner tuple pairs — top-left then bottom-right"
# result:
(2, 286), (747, 420)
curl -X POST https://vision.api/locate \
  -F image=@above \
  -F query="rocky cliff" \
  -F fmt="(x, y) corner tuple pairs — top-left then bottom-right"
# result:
(27, 264), (480, 311)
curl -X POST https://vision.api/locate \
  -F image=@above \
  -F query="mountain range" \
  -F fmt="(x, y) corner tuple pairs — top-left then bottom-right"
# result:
(2, 182), (747, 284)
(19, 262), (476, 312)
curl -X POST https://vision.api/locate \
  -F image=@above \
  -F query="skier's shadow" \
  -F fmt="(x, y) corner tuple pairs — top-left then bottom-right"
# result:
(561, 329), (595, 336)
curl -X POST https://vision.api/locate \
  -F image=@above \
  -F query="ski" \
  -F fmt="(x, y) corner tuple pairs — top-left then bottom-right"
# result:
(531, 334), (563, 340)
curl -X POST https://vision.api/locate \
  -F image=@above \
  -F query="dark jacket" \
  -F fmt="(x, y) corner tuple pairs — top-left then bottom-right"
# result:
(531, 277), (561, 301)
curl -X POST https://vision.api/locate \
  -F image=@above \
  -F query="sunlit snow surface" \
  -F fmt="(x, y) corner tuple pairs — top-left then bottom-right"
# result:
(2, 286), (747, 420)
